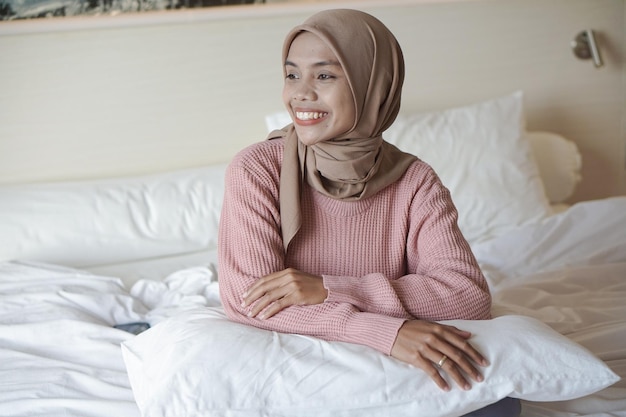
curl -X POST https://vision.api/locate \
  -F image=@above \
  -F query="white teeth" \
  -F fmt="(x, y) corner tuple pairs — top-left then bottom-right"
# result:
(296, 111), (328, 120)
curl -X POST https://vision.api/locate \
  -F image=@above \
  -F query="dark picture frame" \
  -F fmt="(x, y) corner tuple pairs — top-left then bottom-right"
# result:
(1, 0), (264, 21)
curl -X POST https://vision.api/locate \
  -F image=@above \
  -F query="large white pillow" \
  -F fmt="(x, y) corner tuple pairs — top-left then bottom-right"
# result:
(0, 164), (227, 268)
(383, 92), (552, 244)
(266, 92), (552, 244)
(122, 310), (619, 417)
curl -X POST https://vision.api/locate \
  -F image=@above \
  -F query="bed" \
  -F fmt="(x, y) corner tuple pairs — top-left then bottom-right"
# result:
(1, 0), (624, 416)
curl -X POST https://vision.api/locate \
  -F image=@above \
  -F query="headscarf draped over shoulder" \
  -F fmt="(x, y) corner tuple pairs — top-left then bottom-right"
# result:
(270, 9), (417, 251)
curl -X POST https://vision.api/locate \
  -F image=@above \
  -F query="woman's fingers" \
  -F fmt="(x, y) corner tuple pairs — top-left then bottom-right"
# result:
(444, 335), (488, 383)
(247, 287), (288, 318)
(254, 295), (291, 319)
(241, 268), (327, 319)
(434, 350), (474, 391)
(390, 320), (488, 391)
(242, 272), (292, 317)
(241, 270), (283, 305)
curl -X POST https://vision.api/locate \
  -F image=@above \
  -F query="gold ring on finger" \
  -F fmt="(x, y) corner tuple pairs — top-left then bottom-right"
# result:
(437, 354), (448, 368)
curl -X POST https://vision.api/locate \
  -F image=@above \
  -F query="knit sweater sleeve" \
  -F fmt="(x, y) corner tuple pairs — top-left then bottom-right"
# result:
(218, 143), (406, 355)
(323, 167), (492, 321)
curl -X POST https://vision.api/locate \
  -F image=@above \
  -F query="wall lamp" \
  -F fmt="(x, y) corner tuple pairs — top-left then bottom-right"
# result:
(571, 29), (603, 68)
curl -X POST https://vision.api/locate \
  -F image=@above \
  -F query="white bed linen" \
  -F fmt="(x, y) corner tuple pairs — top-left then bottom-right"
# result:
(0, 261), (221, 417)
(472, 197), (626, 416)
(86, 248), (219, 288)
(0, 197), (625, 417)
(0, 262), (143, 417)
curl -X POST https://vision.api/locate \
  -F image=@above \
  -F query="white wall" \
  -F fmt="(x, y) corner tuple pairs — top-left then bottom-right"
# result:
(0, 0), (624, 202)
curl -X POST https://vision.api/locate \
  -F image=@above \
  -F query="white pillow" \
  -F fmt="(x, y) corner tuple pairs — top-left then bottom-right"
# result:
(122, 310), (619, 417)
(0, 164), (227, 268)
(265, 92), (552, 244)
(527, 131), (582, 204)
(386, 92), (552, 243)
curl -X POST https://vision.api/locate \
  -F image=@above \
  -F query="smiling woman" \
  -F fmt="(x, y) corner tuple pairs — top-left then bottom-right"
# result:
(218, 8), (520, 417)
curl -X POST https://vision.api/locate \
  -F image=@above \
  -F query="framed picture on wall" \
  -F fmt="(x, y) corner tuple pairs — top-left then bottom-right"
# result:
(0, 0), (264, 20)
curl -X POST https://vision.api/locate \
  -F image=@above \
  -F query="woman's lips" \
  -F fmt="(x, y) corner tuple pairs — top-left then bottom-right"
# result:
(294, 111), (328, 125)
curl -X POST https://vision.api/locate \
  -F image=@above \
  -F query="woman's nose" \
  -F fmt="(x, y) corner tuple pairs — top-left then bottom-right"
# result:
(294, 80), (316, 101)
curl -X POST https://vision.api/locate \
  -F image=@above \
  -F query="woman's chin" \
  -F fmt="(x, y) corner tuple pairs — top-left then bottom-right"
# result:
(295, 130), (327, 146)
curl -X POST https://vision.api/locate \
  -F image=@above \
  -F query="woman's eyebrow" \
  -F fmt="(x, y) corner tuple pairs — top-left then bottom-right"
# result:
(284, 60), (341, 68)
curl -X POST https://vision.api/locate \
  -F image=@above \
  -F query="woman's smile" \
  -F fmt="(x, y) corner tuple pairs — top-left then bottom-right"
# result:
(294, 110), (329, 124)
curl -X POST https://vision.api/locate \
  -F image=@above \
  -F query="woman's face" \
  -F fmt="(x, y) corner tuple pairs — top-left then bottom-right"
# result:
(282, 32), (356, 146)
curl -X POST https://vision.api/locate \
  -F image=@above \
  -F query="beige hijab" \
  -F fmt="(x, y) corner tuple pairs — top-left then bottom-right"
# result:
(269, 9), (417, 251)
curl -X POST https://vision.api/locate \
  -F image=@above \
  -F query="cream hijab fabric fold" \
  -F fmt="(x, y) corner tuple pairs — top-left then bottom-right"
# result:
(269, 9), (417, 251)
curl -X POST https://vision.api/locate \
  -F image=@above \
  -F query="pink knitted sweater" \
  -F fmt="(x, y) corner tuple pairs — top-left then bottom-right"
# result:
(218, 139), (491, 355)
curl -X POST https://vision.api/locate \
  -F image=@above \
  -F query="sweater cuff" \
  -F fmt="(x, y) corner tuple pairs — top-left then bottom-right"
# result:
(343, 312), (406, 355)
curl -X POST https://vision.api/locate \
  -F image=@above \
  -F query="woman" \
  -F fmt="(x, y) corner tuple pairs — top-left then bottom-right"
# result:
(219, 8), (519, 416)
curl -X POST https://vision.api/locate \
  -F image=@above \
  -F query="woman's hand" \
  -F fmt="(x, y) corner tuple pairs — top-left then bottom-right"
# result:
(391, 320), (488, 391)
(241, 268), (328, 319)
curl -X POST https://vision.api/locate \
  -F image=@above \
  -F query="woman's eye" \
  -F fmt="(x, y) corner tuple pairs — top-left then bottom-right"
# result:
(318, 74), (334, 80)
(285, 73), (298, 80)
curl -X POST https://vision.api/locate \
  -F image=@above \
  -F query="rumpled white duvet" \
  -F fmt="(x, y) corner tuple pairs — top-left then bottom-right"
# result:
(1, 197), (625, 417)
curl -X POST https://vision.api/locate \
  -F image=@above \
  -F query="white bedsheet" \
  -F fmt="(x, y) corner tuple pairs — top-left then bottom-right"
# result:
(0, 262), (143, 417)
(472, 197), (626, 416)
(0, 197), (625, 417)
